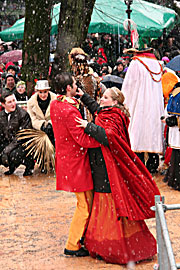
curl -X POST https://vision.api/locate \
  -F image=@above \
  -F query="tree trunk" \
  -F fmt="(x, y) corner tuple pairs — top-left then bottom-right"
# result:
(51, 0), (95, 80)
(21, 0), (52, 96)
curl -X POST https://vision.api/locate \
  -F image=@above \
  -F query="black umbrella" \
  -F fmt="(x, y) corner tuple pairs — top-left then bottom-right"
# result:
(101, 75), (124, 90)
(166, 55), (180, 72)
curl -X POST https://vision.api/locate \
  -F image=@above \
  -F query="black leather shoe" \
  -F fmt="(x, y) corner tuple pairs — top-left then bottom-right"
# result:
(4, 169), (15, 175)
(162, 177), (168, 183)
(4, 166), (15, 175)
(64, 247), (89, 257)
(23, 169), (33, 176)
(41, 168), (47, 174)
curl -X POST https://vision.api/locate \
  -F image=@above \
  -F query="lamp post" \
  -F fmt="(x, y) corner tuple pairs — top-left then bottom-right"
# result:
(124, 0), (133, 48)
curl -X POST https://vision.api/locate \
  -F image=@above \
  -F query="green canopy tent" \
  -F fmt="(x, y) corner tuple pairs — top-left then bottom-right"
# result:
(0, 4), (60, 42)
(0, 0), (179, 42)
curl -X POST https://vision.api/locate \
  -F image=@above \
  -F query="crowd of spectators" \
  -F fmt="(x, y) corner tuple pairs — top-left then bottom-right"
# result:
(0, 30), (180, 177)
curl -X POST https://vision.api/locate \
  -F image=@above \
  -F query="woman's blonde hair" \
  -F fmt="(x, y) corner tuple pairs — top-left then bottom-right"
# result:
(109, 87), (130, 117)
(16, 80), (26, 88)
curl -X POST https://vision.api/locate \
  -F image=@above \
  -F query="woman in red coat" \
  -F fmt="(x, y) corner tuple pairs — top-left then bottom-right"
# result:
(50, 72), (100, 257)
(76, 87), (160, 265)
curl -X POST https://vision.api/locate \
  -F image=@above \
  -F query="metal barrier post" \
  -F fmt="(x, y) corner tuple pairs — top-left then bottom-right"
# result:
(154, 195), (180, 270)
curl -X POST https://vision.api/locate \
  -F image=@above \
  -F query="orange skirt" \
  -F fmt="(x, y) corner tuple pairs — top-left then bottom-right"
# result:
(85, 193), (157, 265)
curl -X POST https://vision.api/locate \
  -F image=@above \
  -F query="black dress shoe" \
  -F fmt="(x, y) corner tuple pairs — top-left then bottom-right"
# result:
(64, 247), (89, 257)
(41, 168), (47, 174)
(162, 177), (168, 183)
(4, 166), (16, 175)
(23, 169), (33, 176)
(4, 169), (15, 175)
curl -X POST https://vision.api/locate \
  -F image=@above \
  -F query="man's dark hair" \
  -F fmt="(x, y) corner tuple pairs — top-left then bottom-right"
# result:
(0, 90), (13, 103)
(54, 72), (73, 94)
(6, 65), (17, 73)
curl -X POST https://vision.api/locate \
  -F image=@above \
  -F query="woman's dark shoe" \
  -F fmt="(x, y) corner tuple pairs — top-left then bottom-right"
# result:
(64, 247), (89, 257)
(96, 254), (103, 260)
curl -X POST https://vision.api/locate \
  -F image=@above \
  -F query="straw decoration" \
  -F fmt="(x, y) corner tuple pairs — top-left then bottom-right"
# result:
(17, 129), (55, 172)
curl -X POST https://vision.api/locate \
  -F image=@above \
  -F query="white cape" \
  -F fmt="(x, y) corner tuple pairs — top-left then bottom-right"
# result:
(122, 56), (164, 153)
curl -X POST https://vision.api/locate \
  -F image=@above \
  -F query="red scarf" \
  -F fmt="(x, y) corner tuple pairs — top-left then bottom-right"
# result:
(96, 107), (160, 221)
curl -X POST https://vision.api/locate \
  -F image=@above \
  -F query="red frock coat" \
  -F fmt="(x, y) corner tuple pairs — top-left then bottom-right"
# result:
(50, 98), (100, 192)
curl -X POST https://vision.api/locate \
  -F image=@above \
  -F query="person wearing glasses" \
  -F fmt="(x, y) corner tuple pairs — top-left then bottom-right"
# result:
(14, 80), (28, 102)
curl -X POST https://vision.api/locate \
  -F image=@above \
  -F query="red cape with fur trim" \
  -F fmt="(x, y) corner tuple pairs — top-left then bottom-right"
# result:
(95, 107), (160, 221)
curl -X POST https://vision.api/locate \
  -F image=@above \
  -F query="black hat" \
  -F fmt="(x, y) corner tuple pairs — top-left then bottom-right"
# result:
(5, 73), (15, 83)
(6, 65), (17, 73)
(115, 61), (124, 66)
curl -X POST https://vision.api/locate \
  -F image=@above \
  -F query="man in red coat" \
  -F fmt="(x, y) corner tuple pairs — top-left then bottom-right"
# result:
(50, 72), (100, 257)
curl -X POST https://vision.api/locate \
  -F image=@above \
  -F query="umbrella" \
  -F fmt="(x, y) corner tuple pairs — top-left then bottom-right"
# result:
(166, 55), (180, 72)
(0, 49), (22, 63)
(101, 75), (124, 90)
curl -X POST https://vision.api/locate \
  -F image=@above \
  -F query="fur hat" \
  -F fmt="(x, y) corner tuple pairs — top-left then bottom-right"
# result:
(69, 48), (88, 66)
(6, 65), (17, 73)
(123, 48), (153, 54)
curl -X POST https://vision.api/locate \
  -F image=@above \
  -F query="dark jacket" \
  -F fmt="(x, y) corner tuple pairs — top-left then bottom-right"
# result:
(81, 93), (111, 193)
(14, 90), (28, 101)
(3, 85), (16, 93)
(0, 105), (32, 155)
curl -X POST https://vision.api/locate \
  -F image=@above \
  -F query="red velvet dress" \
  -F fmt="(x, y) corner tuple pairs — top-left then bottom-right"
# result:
(85, 107), (160, 264)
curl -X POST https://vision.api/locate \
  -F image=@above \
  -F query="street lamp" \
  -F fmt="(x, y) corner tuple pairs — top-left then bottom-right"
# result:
(124, 0), (133, 48)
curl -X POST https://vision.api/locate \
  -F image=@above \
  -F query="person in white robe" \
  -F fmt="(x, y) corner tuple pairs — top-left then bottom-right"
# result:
(121, 48), (164, 173)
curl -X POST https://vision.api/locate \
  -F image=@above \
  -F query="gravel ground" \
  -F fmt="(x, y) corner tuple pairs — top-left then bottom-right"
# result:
(0, 165), (180, 270)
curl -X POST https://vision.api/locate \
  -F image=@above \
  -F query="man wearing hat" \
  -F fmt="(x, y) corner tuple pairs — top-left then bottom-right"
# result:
(6, 65), (20, 83)
(121, 48), (164, 174)
(27, 80), (56, 157)
(3, 73), (16, 93)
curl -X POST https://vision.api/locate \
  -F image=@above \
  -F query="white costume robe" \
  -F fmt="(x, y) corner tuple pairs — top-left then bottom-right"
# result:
(121, 53), (164, 153)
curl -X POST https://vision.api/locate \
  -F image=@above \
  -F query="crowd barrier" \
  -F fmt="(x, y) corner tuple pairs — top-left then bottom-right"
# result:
(151, 195), (180, 270)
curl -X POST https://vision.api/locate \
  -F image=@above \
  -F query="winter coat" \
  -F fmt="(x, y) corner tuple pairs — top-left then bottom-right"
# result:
(50, 97), (100, 192)
(3, 85), (16, 93)
(14, 90), (28, 101)
(0, 105), (32, 155)
(27, 91), (56, 130)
